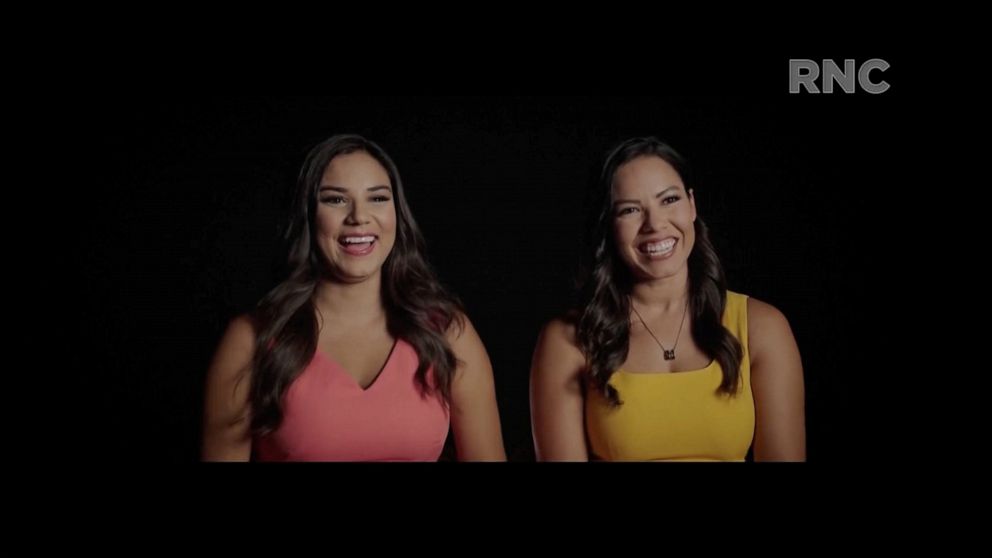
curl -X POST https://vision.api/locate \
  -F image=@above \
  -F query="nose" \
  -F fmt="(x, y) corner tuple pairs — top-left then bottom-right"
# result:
(345, 200), (370, 225)
(640, 207), (666, 233)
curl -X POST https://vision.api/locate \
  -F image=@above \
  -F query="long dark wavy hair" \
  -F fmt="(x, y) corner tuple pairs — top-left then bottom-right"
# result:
(574, 137), (743, 406)
(247, 134), (464, 435)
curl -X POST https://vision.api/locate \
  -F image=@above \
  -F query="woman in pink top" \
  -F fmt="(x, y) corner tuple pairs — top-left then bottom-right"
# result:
(201, 135), (506, 461)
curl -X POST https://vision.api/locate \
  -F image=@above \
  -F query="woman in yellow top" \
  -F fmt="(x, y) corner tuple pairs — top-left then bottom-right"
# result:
(530, 137), (805, 461)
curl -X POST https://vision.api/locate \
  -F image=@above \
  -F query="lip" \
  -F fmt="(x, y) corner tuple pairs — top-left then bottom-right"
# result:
(338, 234), (378, 257)
(637, 237), (677, 260)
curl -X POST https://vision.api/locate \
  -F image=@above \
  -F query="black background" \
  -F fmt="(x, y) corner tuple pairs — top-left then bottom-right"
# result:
(78, 63), (916, 462)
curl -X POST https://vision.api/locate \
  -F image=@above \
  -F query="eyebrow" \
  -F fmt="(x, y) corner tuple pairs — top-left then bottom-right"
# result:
(319, 185), (393, 194)
(612, 186), (681, 206)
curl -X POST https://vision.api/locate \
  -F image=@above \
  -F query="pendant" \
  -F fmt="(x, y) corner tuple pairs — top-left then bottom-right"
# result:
(664, 349), (676, 361)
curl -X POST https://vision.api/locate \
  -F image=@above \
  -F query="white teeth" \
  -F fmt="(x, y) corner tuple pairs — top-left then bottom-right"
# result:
(342, 236), (375, 244)
(642, 239), (676, 253)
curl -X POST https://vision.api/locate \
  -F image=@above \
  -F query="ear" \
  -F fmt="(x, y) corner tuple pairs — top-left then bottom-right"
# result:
(688, 188), (697, 222)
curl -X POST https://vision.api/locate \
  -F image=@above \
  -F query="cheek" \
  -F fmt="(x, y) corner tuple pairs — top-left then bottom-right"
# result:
(380, 208), (398, 235)
(319, 223), (336, 240)
(316, 210), (339, 235)
(614, 222), (637, 248)
(682, 227), (696, 252)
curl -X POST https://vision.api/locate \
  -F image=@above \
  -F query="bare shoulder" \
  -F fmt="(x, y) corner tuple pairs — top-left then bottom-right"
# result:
(747, 296), (788, 325)
(532, 314), (586, 378)
(745, 296), (802, 376)
(226, 314), (257, 349)
(443, 311), (493, 380)
(444, 311), (486, 358)
(444, 310), (474, 345)
(208, 314), (257, 383)
(746, 297), (795, 350)
(218, 314), (257, 357)
(539, 316), (582, 353)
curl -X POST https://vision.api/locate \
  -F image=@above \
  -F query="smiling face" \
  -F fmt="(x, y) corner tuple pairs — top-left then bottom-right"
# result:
(314, 150), (397, 283)
(611, 155), (697, 282)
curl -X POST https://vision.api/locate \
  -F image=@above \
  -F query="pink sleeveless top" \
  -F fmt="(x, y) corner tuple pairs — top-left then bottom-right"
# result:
(254, 338), (450, 461)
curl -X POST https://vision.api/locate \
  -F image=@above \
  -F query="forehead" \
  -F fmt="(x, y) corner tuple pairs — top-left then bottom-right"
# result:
(321, 151), (390, 186)
(612, 155), (684, 197)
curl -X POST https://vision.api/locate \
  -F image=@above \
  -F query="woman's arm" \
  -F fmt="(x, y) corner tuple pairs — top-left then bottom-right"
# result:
(748, 298), (806, 461)
(447, 315), (507, 461)
(201, 315), (255, 462)
(530, 318), (589, 461)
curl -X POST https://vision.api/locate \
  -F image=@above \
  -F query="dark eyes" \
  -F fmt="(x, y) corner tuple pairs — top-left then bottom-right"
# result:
(615, 195), (681, 216)
(321, 196), (391, 205)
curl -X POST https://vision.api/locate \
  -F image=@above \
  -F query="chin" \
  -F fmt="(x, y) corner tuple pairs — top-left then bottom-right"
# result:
(326, 264), (373, 282)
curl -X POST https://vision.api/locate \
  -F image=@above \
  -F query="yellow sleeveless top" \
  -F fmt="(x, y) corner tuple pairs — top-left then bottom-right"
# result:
(585, 291), (754, 461)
